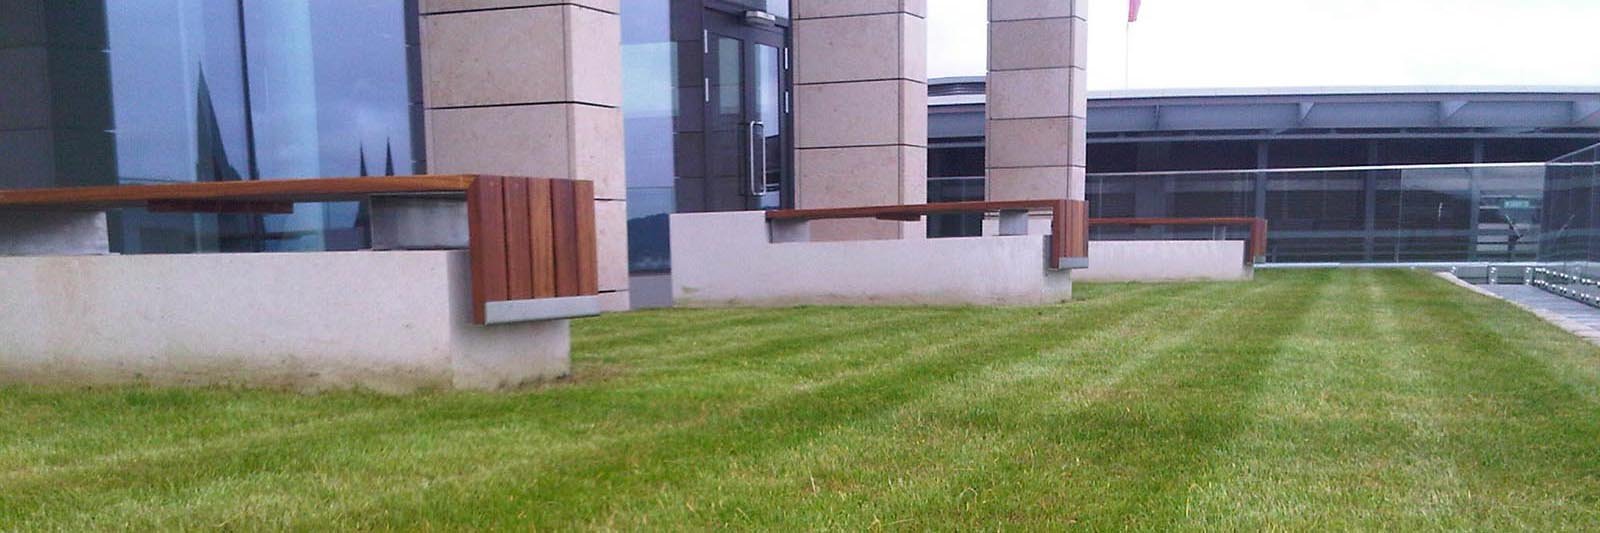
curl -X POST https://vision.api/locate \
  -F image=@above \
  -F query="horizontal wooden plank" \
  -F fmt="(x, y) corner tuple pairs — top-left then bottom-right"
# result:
(1087, 217), (1263, 227)
(767, 200), (1068, 221)
(0, 175), (483, 209)
(770, 200), (1090, 265)
(147, 200), (295, 214)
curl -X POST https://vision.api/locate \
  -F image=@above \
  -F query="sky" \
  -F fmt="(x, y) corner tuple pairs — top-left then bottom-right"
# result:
(927, 0), (1600, 90)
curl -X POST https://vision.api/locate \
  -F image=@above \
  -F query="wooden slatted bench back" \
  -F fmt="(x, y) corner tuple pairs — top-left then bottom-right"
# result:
(467, 176), (598, 324)
(0, 175), (599, 325)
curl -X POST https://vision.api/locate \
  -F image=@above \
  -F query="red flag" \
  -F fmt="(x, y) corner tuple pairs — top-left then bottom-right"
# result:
(1128, 0), (1142, 22)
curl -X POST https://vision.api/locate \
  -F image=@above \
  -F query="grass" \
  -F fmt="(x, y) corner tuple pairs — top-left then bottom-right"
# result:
(4, 270), (1600, 530)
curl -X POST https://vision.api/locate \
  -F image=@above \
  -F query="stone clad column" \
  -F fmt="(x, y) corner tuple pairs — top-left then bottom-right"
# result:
(986, 0), (1088, 204)
(792, 1), (928, 241)
(420, 0), (629, 310)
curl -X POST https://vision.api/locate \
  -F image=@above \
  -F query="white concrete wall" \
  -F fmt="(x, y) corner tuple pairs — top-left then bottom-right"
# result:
(0, 251), (569, 393)
(1076, 240), (1253, 282)
(670, 211), (1071, 307)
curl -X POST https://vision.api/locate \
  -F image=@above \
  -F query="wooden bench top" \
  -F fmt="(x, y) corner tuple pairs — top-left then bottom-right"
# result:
(766, 199), (1076, 221)
(0, 175), (483, 208)
(0, 175), (599, 325)
(766, 199), (1090, 269)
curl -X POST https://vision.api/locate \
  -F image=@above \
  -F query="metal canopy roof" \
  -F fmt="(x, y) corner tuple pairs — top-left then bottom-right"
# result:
(928, 77), (1600, 139)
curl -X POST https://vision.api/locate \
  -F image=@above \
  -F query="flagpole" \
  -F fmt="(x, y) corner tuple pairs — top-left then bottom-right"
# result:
(1126, 0), (1140, 89)
(1124, 20), (1132, 88)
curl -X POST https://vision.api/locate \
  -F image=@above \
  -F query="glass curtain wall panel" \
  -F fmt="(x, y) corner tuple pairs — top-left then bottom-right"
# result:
(1536, 143), (1600, 302)
(624, 0), (792, 271)
(1374, 167), (1474, 262)
(622, 0), (681, 273)
(104, 0), (252, 253)
(1085, 172), (1252, 241)
(1542, 145), (1600, 269)
(1265, 170), (1367, 262)
(724, 0), (789, 18)
(239, 0), (420, 251)
(1471, 165), (1544, 262)
(1085, 163), (1546, 263)
(926, 177), (985, 238)
(3, 0), (420, 254)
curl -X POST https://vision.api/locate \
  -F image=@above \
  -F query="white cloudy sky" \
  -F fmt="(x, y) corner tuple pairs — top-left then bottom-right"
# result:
(928, 0), (1600, 90)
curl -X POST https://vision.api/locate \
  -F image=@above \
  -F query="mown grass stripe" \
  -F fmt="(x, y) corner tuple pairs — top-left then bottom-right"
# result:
(306, 284), (1184, 528)
(4, 271), (1600, 529)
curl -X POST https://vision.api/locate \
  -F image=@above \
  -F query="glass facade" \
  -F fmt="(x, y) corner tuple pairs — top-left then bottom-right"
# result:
(1526, 143), (1600, 304)
(1541, 145), (1600, 266)
(1080, 164), (1546, 263)
(621, 0), (680, 272)
(934, 138), (1600, 177)
(621, 0), (792, 274)
(0, 0), (421, 253)
(927, 176), (984, 237)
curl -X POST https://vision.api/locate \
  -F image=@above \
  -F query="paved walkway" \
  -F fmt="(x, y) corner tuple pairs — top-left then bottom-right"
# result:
(1435, 273), (1600, 344)
(1482, 284), (1600, 331)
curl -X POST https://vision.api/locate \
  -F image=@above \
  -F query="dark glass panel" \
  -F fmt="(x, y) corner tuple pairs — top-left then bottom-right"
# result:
(1267, 139), (1367, 168)
(1086, 142), (1138, 173)
(623, 0), (680, 272)
(1370, 139), (1472, 166)
(928, 147), (984, 178)
(1265, 171), (1366, 262)
(1164, 141), (1257, 171)
(1169, 173), (1252, 217)
(926, 177), (984, 238)
(1485, 138), (1597, 164)
(104, 0), (251, 253)
(4, 0), (420, 254)
(242, 0), (418, 251)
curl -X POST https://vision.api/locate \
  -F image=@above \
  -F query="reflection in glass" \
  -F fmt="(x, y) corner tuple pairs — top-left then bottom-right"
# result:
(728, 0), (790, 19)
(927, 178), (984, 238)
(1084, 163), (1548, 263)
(622, 0), (680, 272)
(627, 187), (675, 272)
(754, 43), (782, 208)
(1543, 146), (1600, 270)
(243, 0), (417, 251)
(715, 37), (742, 116)
(24, 0), (423, 254)
(106, 0), (252, 253)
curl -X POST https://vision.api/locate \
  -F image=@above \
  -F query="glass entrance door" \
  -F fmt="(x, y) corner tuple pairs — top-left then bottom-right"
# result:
(703, 6), (790, 211)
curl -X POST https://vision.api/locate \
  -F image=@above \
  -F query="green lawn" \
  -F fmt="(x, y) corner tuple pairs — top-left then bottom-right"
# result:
(4, 270), (1600, 530)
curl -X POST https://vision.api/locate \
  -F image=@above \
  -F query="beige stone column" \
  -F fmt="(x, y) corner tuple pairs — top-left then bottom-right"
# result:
(792, 1), (928, 241)
(420, 0), (629, 311)
(986, 0), (1088, 203)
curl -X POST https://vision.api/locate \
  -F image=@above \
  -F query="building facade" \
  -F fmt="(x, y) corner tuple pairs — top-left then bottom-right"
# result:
(15, 1), (1591, 307)
(929, 79), (1600, 263)
(4, 0), (966, 310)
(1, 0), (422, 253)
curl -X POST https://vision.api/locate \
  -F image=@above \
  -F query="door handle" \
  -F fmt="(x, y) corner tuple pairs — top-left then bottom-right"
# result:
(747, 120), (766, 197)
